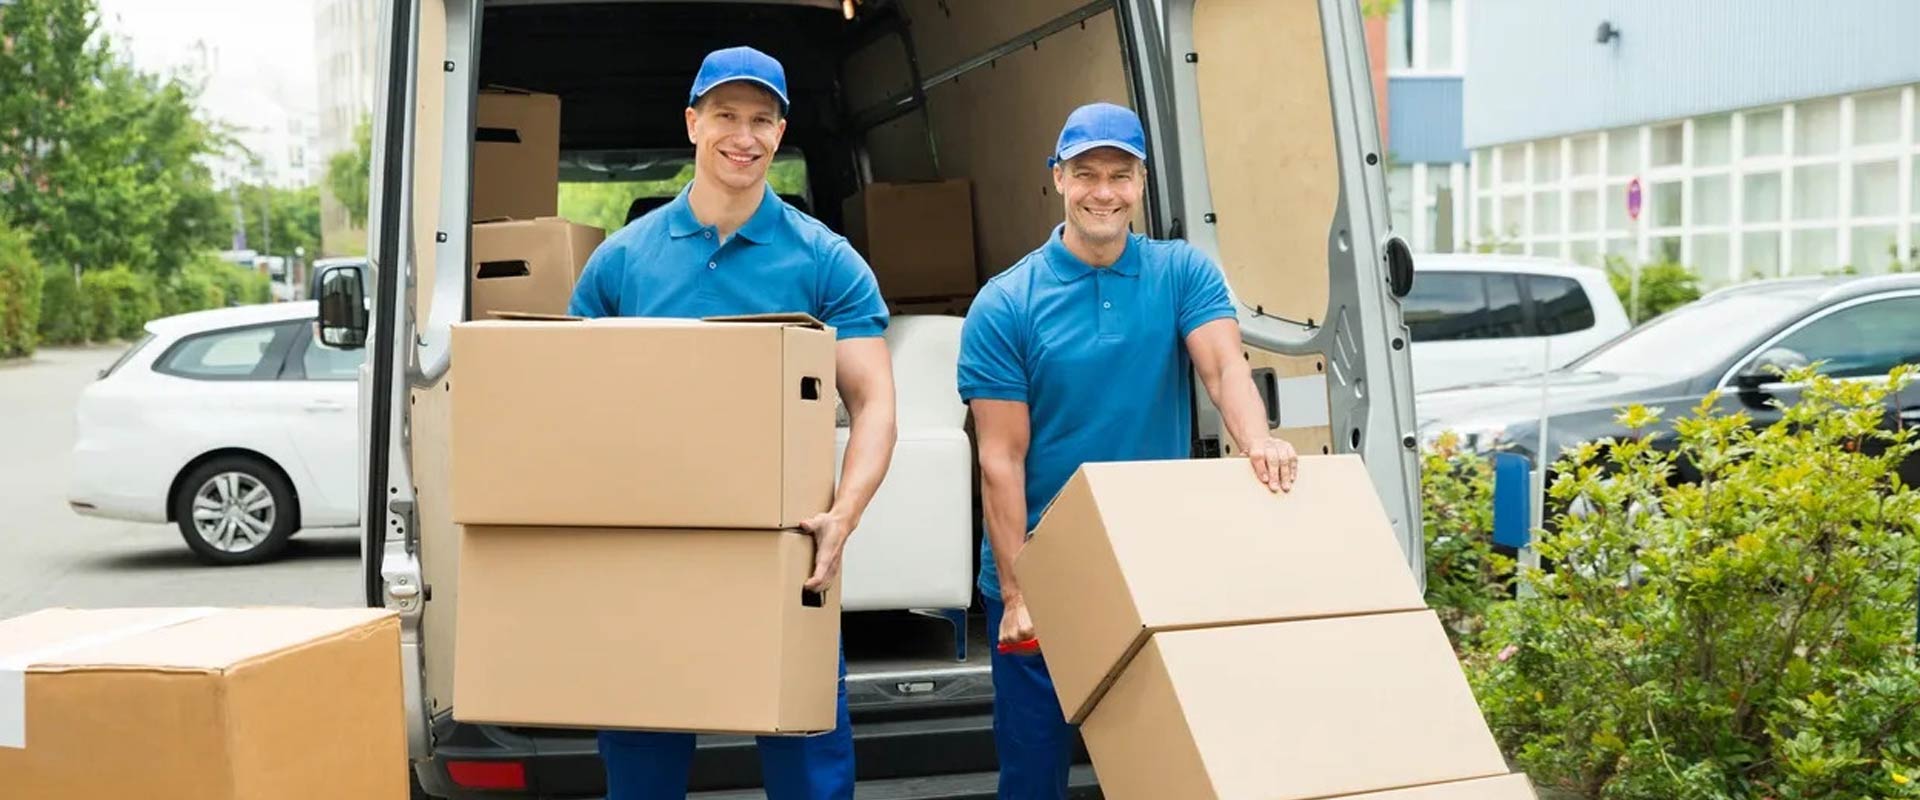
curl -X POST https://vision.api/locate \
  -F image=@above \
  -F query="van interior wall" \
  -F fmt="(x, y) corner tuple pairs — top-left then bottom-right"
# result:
(847, 0), (1138, 279)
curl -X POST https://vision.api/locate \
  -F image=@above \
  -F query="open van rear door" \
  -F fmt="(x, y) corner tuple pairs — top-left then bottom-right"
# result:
(1120, 0), (1424, 581)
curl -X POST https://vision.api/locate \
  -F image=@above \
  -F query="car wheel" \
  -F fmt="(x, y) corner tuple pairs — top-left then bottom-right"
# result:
(173, 456), (299, 566)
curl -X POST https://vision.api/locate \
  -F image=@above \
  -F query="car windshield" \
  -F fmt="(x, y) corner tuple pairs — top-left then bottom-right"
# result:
(1570, 291), (1811, 377)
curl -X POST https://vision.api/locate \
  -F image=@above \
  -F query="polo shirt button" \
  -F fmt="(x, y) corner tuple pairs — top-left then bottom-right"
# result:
(704, 232), (712, 239)
(1103, 301), (1112, 309)
(708, 261), (717, 270)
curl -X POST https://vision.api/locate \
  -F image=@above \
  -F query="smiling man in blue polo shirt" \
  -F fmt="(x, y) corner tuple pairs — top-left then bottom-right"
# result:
(570, 46), (896, 800)
(959, 102), (1300, 798)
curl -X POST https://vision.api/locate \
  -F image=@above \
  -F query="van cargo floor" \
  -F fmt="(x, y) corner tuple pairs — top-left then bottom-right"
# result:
(690, 766), (1102, 800)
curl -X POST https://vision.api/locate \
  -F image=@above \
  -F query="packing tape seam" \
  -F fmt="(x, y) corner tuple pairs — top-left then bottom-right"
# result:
(0, 607), (223, 750)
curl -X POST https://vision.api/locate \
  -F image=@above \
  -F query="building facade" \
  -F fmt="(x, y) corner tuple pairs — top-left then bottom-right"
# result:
(315, 0), (378, 256)
(1463, 0), (1920, 284)
(1377, 0), (1470, 255)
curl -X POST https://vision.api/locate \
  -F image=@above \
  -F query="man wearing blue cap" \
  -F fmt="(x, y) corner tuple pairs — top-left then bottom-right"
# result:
(957, 102), (1300, 798)
(571, 46), (895, 800)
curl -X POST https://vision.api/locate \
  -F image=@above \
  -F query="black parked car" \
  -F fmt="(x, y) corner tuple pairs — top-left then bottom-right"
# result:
(1416, 273), (1920, 487)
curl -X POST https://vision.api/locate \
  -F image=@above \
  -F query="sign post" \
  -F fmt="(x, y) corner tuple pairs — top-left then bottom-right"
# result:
(1626, 178), (1644, 323)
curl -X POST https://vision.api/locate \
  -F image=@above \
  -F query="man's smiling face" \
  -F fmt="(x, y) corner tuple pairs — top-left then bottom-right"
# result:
(685, 82), (787, 193)
(1053, 148), (1142, 247)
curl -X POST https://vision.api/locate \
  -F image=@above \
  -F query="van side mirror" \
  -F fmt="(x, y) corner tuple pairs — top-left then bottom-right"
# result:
(316, 263), (369, 350)
(1733, 347), (1807, 391)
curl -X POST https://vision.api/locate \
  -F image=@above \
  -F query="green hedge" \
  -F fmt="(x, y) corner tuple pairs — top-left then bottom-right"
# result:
(0, 222), (41, 358)
(38, 255), (275, 347)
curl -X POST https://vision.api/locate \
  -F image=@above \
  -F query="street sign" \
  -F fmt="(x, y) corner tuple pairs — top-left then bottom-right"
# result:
(1626, 178), (1643, 221)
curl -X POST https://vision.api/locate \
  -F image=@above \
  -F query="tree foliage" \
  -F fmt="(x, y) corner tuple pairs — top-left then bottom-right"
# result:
(325, 118), (372, 230)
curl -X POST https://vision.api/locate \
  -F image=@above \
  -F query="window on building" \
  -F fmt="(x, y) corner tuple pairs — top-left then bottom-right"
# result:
(1427, 169), (1456, 252)
(1692, 234), (1730, 282)
(1650, 124), (1684, 167)
(1653, 236), (1682, 263)
(1607, 129), (1638, 177)
(1694, 115), (1732, 167)
(1427, 0), (1456, 71)
(1744, 109), (1784, 158)
(1533, 143), (1560, 183)
(1606, 237), (1636, 261)
(1795, 98), (1842, 156)
(1606, 184), (1630, 232)
(1526, 275), (1596, 334)
(1743, 172), (1783, 223)
(1791, 229), (1838, 273)
(1569, 240), (1600, 268)
(1853, 160), (1899, 218)
(1571, 189), (1600, 233)
(1474, 150), (1491, 189)
(1693, 175), (1730, 227)
(1386, 1), (1413, 71)
(1476, 196), (1494, 240)
(1388, 164), (1414, 237)
(1793, 164), (1840, 220)
(1501, 146), (1524, 185)
(1501, 196), (1525, 239)
(1851, 226), (1900, 273)
(1571, 136), (1600, 177)
(1744, 231), (1782, 279)
(1852, 90), (1902, 147)
(1651, 181), (1683, 228)
(1533, 192), (1561, 235)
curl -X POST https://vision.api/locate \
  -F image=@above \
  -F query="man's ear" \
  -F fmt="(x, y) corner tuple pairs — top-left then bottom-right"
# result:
(1051, 164), (1067, 196)
(685, 106), (698, 144)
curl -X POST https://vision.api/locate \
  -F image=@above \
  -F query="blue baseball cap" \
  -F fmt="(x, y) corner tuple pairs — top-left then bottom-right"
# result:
(689, 46), (790, 114)
(1050, 102), (1147, 167)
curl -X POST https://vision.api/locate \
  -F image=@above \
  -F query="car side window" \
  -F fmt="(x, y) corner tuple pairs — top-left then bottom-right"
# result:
(299, 330), (367, 380)
(155, 323), (299, 380)
(1403, 271), (1527, 342)
(1526, 275), (1596, 335)
(1759, 295), (1920, 380)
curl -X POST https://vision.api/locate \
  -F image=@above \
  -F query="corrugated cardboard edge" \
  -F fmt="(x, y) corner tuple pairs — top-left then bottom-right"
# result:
(703, 312), (830, 331)
(1020, 468), (1151, 726)
(0, 607), (224, 749)
(486, 311), (582, 321)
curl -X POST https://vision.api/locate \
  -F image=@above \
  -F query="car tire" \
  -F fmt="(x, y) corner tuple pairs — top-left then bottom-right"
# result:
(172, 456), (299, 566)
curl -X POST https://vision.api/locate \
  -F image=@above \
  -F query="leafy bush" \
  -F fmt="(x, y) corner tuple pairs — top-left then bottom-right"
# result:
(158, 259), (227, 317)
(38, 266), (89, 346)
(1421, 433), (1511, 650)
(78, 266), (159, 342)
(1606, 258), (1703, 324)
(1468, 369), (1920, 799)
(0, 221), (41, 358)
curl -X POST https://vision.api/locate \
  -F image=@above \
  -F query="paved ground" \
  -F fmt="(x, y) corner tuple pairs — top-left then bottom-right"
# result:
(0, 346), (360, 619)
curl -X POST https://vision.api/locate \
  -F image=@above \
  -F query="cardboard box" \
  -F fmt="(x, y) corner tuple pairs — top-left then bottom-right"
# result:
(474, 88), (560, 221)
(470, 218), (605, 319)
(1338, 774), (1539, 799)
(450, 314), (836, 528)
(453, 526), (839, 734)
(0, 607), (403, 799)
(1081, 611), (1508, 800)
(843, 179), (978, 300)
(1018, 455), (1426, 723)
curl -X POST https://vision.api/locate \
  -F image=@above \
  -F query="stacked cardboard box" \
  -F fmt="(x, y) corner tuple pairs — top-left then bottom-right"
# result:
(469, 88), (605, 320)
(0, 607), (405, 799)
(1017, 456), (1538, 800)
(447, 313), (842, 735)
(844, 179), (978, 312)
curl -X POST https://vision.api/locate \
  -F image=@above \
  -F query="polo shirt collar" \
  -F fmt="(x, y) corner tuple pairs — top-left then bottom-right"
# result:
(1043, 223), (1140, 282)
(665, 183), (784, 244)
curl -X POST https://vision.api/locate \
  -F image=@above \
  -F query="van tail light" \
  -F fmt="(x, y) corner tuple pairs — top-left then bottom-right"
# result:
(445, 760), (528, 791)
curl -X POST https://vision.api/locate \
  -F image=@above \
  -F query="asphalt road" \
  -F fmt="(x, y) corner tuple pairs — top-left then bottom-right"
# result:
(0, 345), (361, 620)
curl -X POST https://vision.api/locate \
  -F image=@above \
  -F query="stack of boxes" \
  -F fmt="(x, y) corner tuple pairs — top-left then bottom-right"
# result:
(446, 313), (843, 735)
(1018, 456), (1538, 800)
(470, 88), (605, 318)
(843, 178), (980, 318)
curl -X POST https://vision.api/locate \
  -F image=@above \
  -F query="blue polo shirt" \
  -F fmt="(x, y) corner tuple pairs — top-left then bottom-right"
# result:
(568, 183), (888, 338)
(958, 224), (1237, 601)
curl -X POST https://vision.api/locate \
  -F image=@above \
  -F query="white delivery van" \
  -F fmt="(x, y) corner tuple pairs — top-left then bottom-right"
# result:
(315, 1), (1422, 796)
(1403, 254), (1631, 394)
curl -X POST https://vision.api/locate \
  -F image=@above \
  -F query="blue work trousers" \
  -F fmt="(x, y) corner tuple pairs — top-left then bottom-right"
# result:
(597, 648), (854, 800)
(983, 595), (1077, 800)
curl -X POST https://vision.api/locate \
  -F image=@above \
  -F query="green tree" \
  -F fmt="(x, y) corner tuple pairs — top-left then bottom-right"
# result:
(0, 220), (42, 357)
(221, 182), (322, 260)
(326, 118), (372, 230)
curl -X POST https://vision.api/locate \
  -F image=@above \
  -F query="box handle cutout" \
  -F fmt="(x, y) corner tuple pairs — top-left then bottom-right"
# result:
(800, 377), (822, 401)
(475, 260), (531, 280)
(475, 127), (522, 144)
(801, 588), (825, 608)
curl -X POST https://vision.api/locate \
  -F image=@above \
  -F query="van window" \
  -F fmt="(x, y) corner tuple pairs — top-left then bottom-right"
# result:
(1403, 271), (1525, 342)
(556, 156), (809, 232)
(1525, 275), (1596, 334)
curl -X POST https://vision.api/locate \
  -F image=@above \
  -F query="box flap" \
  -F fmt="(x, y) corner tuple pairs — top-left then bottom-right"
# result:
(1, 608), (394, 672)
(487, 311), (583, 321)
(702, 313), (827, 329)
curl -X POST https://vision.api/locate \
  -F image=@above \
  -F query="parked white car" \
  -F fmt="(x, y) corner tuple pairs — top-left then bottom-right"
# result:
(68, 301), (365, 564)
(1403, 254), (1630, 393)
